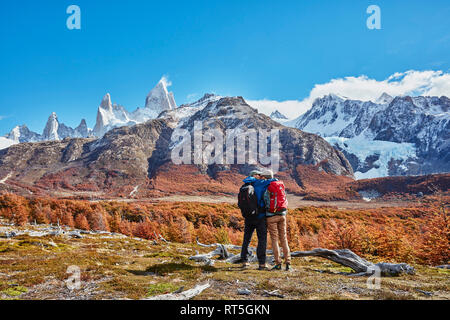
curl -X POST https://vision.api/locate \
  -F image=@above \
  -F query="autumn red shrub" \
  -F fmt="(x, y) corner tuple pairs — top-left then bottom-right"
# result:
(0, 193), (448, 265)
(75, 214), (90, 231)
(417, 211), (449, 265)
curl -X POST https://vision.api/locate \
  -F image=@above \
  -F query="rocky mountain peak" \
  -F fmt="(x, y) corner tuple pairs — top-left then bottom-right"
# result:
(270, 110), (288, 120)
(100, 93), (113, 111)
(5, 125), (40, 143)
(145, 78), (177, 112)
(75, 119), (89, 137)
(376, 92), (394, 105)
(42, 112), (60, 141)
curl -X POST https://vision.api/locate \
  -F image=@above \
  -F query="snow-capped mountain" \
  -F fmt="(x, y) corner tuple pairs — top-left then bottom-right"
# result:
(92, 94), (135, 137)
(42, 112), (60, 141)
(1, 77), (178, 148)
(2, 113), (91, 148)
(93, 78), (178, 137)
(270, 110), (288, 120)
(145, 78), (176, 112)
(5, 125), (42, 143)
(2, 76), (448, 180)
(0, 95), (353, 198)
(179, 93), (222, 109)
(288, 93), (450, 178)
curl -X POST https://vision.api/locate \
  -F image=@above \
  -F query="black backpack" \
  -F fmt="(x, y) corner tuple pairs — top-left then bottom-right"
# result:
(238, 183), (258, 218)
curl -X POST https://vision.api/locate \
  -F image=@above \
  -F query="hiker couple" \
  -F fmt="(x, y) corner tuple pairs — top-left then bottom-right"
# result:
(238, 169), (291, 271)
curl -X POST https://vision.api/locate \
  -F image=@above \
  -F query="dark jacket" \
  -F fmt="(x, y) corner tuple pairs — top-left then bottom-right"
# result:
(243, 176), (277, 218)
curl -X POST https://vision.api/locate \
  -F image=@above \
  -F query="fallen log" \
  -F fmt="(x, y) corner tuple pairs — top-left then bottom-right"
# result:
(190, 240), (259, 264)
(291, 249), (415, 276)
(143, 282), (211, 300)
(190, 242), (415, 277)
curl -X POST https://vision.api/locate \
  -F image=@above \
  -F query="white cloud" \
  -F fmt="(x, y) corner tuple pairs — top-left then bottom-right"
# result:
(160, 75), (172, 88)
(186, 93), (199, 102)
(247, 70), (450, 119)
(247, 99), (311, 120)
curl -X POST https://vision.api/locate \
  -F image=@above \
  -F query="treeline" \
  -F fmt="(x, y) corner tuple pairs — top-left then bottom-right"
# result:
(0, 193), (448, 265)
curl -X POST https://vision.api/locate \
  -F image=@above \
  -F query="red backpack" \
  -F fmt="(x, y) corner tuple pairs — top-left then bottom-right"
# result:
(267, 181), (288, 213)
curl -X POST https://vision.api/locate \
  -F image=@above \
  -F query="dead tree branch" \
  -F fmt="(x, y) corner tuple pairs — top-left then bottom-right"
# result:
(190, 242), (415, 277)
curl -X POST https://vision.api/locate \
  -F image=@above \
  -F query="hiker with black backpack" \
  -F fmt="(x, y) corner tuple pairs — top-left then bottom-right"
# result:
(261, 170), (292, 271)
(238, 170), (276, 270)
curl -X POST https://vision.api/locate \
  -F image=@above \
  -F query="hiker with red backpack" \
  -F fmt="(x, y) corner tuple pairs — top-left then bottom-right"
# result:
(261, 170), (291, 271)
(238, 170), (276, 270)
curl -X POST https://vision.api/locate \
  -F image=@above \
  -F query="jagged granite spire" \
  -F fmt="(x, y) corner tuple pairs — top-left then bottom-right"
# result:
(42, 112), (60, 141)
(145, 78), (177, 113)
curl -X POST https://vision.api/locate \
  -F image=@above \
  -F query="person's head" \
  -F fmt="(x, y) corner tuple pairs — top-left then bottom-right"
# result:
(249, 170), (263, 179)
(260, 169), (274, 179)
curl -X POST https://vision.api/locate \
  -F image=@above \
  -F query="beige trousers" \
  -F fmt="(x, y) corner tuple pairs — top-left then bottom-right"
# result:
(267, 215), (291, 265)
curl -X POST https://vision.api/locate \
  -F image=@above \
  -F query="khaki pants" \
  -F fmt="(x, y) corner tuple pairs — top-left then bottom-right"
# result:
(267, 215), (291, 265)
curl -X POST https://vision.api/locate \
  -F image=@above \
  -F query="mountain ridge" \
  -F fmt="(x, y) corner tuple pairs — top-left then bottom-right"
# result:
(285, 93), (450, 178)
(0, 96), (353, 198)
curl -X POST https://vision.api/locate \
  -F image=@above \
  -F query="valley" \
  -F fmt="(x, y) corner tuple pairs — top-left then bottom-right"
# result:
(0, 192), (448, 300)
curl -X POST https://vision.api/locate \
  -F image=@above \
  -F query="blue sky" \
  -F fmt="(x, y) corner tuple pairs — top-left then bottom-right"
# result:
(0, 0), (449, 134)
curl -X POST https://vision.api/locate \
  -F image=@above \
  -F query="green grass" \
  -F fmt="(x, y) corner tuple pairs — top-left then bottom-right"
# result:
(1, 286), (28, 298)
(0, 221), (448, 300)
(145, 262), (217, 276)
(147, 282), (179, 296)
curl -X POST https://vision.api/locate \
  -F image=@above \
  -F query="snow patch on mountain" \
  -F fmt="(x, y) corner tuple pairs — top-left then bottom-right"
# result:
(291, 93), (449, 178)
(325, 136), (417, 179)
(0, 137), (16, 150)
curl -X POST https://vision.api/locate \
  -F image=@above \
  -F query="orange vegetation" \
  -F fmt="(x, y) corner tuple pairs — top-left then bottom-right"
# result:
(0, 193), (448, 265)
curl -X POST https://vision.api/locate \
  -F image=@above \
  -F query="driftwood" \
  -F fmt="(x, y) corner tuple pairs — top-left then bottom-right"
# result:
(189, 239), (258, 265)
(263, 290), (285, 298)
(291, 248), (415, 276)
(190, 241), (415, 277)
(143, 282), (211, 300)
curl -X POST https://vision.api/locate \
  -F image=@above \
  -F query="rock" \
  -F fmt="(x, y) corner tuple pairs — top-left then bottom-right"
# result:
(6, 231), (17, 238)
(48, 241), (58, 247)
(237, 288), (252, 295)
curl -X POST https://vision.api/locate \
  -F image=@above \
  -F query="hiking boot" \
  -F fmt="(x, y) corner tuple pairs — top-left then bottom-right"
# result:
(285, 263), (291, 272)
(271, 264), (282, 271)
(258, 264), (268, 271)
(241, 262), (250, 268)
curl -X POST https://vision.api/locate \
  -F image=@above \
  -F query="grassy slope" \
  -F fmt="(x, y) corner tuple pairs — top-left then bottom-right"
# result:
(0, 222), (448, 300)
